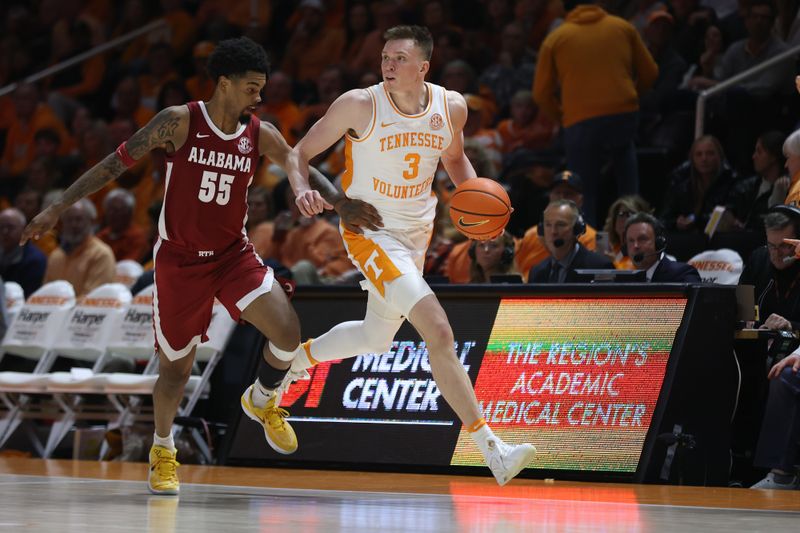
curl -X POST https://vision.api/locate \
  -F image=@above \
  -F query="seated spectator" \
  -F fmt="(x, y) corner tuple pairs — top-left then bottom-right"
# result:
(751, 351), (800, 489)
(343, 1), (374, 78)
(0, 208), (46, 297)
(43, 198), (116, 297)
(96, 189), (149, 262)
(13, 188), (57, 257)
(479, 22), (536, 116)
(714, 0), (793, 99)
(111, 76), (155, 129)
(660, 135), (737, 232)
(684, 24), (726, 91)
(281, 0), (345, 85)
(271, 182), (353, 284)
(186, 41), (216, 102)
(529, 200), (613, 283)
(246, 186), (275, 260)
(137, 43), (180, 111)
(624, 212), (701, 281)
(1, 84), (71, 185)
(496, 90), (558, 154)
(469, 231), (518, 283)
(516, 171), (598, 280)
(782, 128), (800, 206)
(602, 194), (653, 269)
(739, 205), (800, 333)
(728, 131), (788, 230)
(258, 71), (302, 146)
(463, 94), (503, 176)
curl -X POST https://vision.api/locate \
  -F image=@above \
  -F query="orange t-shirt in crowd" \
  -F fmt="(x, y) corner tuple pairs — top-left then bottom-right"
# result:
(2, 104), (71, 176)
(44, 235), (116, 297)
(445, 240), (473, 284)
(96, 224), (149, 262)
(274, 219), (353, 277)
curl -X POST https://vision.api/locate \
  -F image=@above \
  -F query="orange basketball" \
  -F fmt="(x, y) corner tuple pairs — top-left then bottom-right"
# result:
(449, 177), (511, 240)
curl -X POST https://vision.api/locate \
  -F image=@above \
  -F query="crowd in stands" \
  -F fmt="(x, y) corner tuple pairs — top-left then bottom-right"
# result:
(1, 0), (800, 487)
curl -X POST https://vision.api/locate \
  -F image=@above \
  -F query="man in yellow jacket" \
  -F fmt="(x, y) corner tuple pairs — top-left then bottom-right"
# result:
(534, 0), (658, 225)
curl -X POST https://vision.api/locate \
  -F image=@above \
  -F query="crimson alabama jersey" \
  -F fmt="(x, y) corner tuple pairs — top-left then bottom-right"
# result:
(158, 101), (260, 252)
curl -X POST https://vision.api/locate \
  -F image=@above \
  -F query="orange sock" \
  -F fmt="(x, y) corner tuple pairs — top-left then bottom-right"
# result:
(467, 417), (486, 433)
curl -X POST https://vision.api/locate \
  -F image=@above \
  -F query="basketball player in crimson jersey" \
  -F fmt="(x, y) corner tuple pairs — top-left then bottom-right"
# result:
(286, 26), (537, 485)
(20, 37), (380, 495)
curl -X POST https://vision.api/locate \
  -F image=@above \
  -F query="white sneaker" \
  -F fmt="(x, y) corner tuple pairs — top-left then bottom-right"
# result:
(751, 472), (799, 490)
(484, 437), (537, 486)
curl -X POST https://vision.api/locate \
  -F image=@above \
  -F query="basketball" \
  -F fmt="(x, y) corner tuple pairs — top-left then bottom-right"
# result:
(449, 178), (511, 240)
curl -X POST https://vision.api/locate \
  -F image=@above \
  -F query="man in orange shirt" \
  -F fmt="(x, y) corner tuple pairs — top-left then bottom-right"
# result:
(534, 0), (658, 224)
(515, 171), (598, 280)
(43, 198), (116, 297)
(96, 189), (149, 263)
(270, 183), (353, 283)
(281, 0), (345, 84)
(1, 84), (71, 181)
(258, 71), (302, 146)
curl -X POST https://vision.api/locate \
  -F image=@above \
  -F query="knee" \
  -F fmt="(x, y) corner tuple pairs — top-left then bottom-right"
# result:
(422, 319), (454, 354)
(159, 358), (192, 386)
(270, 318), (301, 352)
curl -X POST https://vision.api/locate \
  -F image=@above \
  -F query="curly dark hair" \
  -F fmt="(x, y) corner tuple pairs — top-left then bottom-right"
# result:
(206, 37), (270, 81)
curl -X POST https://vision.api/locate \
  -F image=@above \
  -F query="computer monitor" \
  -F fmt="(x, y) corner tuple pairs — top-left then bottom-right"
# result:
(573, 269), (647, 283)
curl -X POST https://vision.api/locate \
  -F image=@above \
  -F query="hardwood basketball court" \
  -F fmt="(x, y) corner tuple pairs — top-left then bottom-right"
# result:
(0, 458), (797, 532)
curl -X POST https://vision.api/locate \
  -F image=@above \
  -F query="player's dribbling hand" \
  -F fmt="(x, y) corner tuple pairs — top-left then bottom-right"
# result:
(295, 190), (332, 217)
(336, 198), (383, 234)
(784, 238), (800, 258)
(19, 206), (60, 245)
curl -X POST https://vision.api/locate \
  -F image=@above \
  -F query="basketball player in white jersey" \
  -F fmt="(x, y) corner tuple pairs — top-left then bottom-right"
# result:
(287, 25), (536, 485)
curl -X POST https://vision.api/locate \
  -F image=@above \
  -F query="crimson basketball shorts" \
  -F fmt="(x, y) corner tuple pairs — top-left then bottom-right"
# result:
(152, 238), (274, 360)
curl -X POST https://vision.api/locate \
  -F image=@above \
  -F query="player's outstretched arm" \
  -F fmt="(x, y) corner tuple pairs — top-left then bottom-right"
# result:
(287, 89), (373, 216)
(20, 106), (188, 244)
(261, 121), (381, 232)
(441, 91), (477, 187)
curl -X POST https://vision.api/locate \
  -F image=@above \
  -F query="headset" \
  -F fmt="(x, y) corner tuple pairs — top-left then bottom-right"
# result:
(767, 204), (800, 230)
(537, 200), (586, 249)
(469, 237), (515, 267)
(621, 212), (667, 261)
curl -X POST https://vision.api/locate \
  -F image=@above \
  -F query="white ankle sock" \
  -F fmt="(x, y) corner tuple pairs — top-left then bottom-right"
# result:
(251, 379), (276, 408)
(470, 424), (496, 455)
(153, 431), (175, 452)
(290, 349), (313, 373)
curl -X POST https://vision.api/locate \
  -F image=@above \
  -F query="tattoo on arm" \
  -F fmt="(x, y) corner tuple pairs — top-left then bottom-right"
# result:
(57, 108), (181, 209)
(126, 107), (181, 159)
(308, 167), (344, 206)
(58, 153), (127, 207)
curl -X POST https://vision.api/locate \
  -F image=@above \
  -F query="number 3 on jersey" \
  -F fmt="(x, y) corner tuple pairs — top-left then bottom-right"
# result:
(198, 170), (233, 205)
(403, 153), (420, 180)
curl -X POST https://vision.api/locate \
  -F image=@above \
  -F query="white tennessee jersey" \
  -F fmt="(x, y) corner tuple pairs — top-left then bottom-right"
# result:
(342, 82), (454, 230)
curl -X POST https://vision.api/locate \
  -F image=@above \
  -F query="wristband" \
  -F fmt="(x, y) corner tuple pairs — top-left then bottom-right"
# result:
(115, 142), (137, 168)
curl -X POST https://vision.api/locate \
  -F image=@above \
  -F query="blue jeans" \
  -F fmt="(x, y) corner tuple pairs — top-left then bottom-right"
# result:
(563, 112), (640, 225)
(754, 367), (800, 471)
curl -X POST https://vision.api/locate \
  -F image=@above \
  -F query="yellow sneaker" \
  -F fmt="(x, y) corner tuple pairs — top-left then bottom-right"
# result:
(241, 384), (298, 454)
(148, 445), (180, 495)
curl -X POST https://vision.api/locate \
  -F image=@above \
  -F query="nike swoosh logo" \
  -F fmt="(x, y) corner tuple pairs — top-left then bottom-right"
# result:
(381, 121), (398, 128)
(196, 133), (210, 138)
(458, 217), (489, 228)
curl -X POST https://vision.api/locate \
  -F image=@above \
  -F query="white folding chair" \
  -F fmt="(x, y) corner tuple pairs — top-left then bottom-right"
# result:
(0, 281), (76, 449)
(38, 283), (132, 457)
(114, 260), (144, 290)
(103, 298), (237, 462)
(3, 281), (24, 329)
